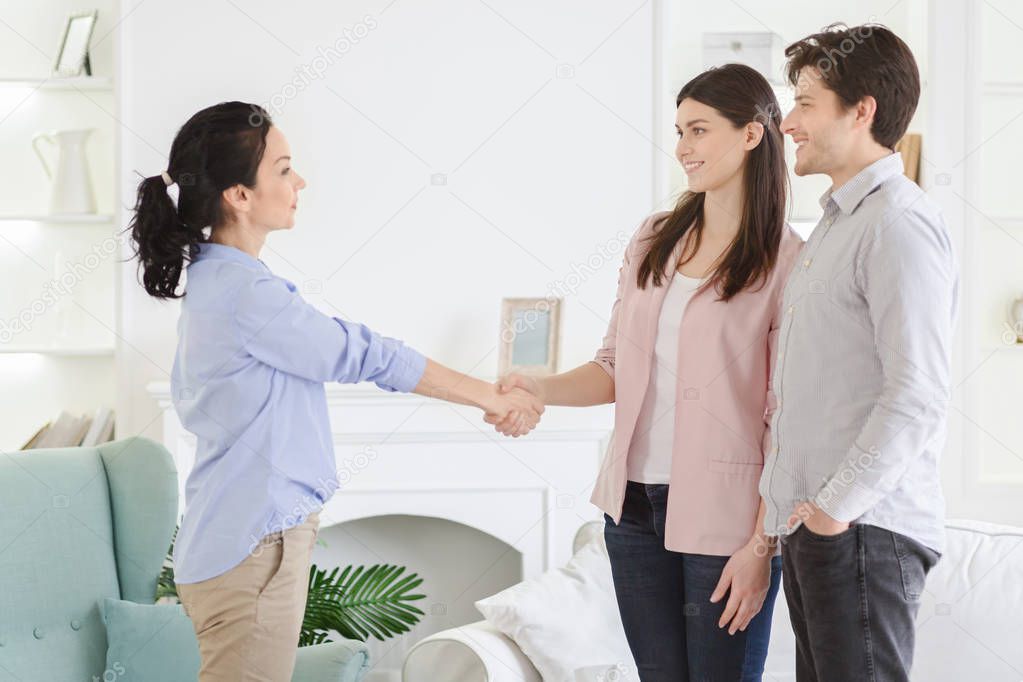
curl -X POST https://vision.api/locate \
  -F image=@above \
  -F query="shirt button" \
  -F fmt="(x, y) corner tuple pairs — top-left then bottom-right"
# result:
(803, 258), (811, 268)
(772, 446), (779, 454)
(787, 305), (794, 314)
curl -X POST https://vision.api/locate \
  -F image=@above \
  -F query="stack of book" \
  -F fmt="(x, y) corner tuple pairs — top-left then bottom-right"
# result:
(21, 407), (115, 449)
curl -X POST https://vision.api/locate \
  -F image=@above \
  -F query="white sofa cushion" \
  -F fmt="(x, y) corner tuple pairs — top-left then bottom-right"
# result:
(912, 519), (1023, 681)
(474, 535), (638, 682)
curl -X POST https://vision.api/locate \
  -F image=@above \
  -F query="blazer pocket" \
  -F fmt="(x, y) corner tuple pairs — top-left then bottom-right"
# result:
(707, 458), (764, 474)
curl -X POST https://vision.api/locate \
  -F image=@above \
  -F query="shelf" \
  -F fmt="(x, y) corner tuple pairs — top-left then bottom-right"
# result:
(0, 345), (115, 356)
(0, 76), (112, 91)
(0, 214), (114, 224)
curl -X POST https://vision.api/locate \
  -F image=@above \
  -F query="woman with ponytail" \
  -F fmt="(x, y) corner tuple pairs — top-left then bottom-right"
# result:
(492, 64), (804, 680)
(128, 101), (543, 681)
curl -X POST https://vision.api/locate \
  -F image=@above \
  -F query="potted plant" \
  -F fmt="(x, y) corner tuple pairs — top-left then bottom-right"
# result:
(157, 526), (426, 645)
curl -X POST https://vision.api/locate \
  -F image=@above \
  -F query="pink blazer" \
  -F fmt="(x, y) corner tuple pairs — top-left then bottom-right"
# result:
(590, 211), (805, 556)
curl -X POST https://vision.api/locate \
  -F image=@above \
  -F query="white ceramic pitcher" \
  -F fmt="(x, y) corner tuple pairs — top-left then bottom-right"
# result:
(32, 128), (97, 215)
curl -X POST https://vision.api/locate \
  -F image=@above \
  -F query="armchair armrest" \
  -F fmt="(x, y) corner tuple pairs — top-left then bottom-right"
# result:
(402, 620), (540, 682)
(292, 639), (370, 682)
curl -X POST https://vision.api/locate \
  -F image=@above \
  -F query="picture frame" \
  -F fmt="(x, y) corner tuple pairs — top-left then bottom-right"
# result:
(498, 297), (561, 377)
(895, 133), (922, 185)
(54, 11), (99, 77)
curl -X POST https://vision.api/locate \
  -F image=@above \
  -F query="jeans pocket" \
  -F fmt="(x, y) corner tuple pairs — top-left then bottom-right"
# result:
(799, 523), (857, 543)
(891, 532), (928, 602)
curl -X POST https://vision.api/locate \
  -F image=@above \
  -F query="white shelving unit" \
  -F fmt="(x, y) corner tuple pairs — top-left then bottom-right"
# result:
(0, 76), (113, 90)
(0, 5), (122, 450)
(0, 214), (114, 223)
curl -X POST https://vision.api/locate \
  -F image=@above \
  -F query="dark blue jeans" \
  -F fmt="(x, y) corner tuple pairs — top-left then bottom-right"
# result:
(604, 481), (783, 682)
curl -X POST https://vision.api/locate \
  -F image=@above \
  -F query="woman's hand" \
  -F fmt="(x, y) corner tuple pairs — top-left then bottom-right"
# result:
(483, 373), (547, 437)
(481, 379), (544, 437)
(709, 536), (773, 635)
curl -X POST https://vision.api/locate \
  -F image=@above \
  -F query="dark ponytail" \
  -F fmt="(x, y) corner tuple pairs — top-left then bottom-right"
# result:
(128, 101), (273, 299)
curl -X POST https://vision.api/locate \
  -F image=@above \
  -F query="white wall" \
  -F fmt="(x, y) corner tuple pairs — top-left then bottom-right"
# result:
(932, 0), (1023, 526)
(116, 0), (655, 449)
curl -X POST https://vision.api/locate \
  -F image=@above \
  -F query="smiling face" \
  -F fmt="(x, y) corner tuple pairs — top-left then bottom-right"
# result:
(674, 98), (753, 193)
(781, 68), (859, 177)
(223, 125), (307, 232)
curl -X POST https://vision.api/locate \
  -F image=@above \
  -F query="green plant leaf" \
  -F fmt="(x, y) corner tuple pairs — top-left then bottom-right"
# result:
(157, 525), (427, 645)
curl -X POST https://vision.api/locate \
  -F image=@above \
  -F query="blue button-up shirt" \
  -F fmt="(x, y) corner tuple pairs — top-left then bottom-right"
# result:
(170, 242), (426, 584)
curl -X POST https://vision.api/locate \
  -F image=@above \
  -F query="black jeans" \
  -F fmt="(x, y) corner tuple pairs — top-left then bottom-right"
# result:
(781, 522), (941, 682)
(604, 481), (783, 682)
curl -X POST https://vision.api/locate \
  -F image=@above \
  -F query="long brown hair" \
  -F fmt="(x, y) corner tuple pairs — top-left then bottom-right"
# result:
(636, 63), (787, 301)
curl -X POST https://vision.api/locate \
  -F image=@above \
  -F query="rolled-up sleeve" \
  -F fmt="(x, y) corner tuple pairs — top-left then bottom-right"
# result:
(233, 274), (427, 392)
(813, 208), (958, 522)
(590, 228), (641, 380)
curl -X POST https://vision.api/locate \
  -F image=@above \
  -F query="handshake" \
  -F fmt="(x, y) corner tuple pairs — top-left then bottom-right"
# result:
(482, 373), (546, 438)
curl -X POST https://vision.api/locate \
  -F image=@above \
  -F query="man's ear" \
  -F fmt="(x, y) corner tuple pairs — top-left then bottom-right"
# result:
(854, 95), (878, 130)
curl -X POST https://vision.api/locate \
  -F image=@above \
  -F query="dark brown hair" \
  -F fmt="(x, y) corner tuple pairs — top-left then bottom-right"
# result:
(783, 23), (920, 149)
(127, 101), (272, 299)
(637, 63), (787, 300)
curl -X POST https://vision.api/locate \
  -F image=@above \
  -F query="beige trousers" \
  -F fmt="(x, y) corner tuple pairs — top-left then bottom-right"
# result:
(177, 512), (320, 681)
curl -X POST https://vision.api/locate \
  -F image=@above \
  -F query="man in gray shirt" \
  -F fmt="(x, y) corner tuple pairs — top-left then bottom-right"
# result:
(759, 23), (958, 682)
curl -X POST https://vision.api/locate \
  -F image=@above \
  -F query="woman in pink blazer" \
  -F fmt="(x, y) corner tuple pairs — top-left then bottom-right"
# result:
(493, 64), (804, 680)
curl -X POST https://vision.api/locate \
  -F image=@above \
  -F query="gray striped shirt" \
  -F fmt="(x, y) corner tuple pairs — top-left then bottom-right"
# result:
(759, 152), (958, 554)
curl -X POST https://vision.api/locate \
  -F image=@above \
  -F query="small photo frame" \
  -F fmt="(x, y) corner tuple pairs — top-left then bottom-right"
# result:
(54, 11), (99, 77)
(895, 133), (922, 185)
(499, 297), (561, 377)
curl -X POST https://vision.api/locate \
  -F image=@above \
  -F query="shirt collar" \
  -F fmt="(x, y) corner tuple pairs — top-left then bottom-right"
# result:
(192, 241), (269, 272)
(818, 151), (905, 215)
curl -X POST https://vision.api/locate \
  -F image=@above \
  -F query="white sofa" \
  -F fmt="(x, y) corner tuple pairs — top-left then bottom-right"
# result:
(403, 519), (1023, 682)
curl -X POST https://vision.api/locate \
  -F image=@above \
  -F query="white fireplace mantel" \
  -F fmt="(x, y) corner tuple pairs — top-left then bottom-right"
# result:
(146, 381), (615, 577)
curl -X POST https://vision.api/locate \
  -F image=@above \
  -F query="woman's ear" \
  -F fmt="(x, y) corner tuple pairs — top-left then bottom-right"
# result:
(744, 121), (766, 150)
(221, 184), (250, 217)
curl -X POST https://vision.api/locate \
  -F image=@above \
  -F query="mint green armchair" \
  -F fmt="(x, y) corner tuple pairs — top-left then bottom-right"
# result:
(0, 437), (369, 681)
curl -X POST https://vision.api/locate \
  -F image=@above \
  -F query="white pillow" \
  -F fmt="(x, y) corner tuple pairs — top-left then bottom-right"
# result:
(475, 534), (638, 682)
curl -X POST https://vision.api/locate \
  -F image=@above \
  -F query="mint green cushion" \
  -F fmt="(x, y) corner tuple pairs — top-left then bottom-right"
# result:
(99, 598), (200, 681)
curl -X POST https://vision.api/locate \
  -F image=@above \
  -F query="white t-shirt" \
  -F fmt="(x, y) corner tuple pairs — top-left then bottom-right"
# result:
(626, 271), (706, 484)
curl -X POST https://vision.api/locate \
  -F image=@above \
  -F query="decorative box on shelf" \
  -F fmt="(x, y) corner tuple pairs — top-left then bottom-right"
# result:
(701, 32), (784, 83)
